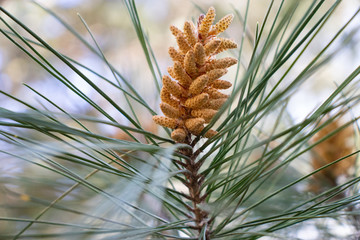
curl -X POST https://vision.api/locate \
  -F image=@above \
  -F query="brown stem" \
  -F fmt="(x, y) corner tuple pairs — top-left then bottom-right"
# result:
(175, 133), (211, 239)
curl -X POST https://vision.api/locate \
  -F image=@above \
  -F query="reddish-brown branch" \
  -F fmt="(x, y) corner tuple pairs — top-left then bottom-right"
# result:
(175, 133), (211, 239)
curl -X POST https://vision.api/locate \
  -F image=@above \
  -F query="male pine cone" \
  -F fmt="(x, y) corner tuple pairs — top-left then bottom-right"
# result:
(153, 7), (238, 143)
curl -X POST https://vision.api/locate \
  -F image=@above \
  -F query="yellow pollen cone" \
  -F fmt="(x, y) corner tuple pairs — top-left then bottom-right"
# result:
(173, 61), (192, 87)
(184, 50), (198, 77)
(207, 69), (228, 83)
(212, 14), (234, 35)
(169, 25), (183, 37)
(185, 118), (205, 135)
(194, 43), (206, 66)
(215, 38), (238, 54)
(168, 47), (184, 64)
(184, 21), (197, 47)
(211, 79), (232, 89)
(205, 57), (237, 71)
(199, 7), (216, 36)
(160, 102), (184, 118)
(176, 34), (191, 54)
(163, 75), (188, 98)
(184, 93), (209, 109)
(191, 109), (217, 123)
(204, 129), (218, 138)
(204, 39), (221, 56)
(167, 66), (176, 79)
(171, 128), (187, 142)
(208, 98), (227, 110)
(189, 75), (209, 95)
(153, 116), (179, 129)
(160, 88), (179, 108)
(205, 88), (229, 99)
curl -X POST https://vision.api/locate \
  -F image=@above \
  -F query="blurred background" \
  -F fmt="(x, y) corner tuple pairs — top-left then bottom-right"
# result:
(1, 0), (360, 239)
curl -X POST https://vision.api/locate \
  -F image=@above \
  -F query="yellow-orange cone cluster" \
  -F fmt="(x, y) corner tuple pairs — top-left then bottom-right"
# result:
(153, 7), (238, 143)
(310, 117), (355, 193)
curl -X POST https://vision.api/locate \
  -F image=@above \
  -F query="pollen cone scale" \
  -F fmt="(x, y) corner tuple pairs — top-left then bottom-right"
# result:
(153, 7), (238, 142)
